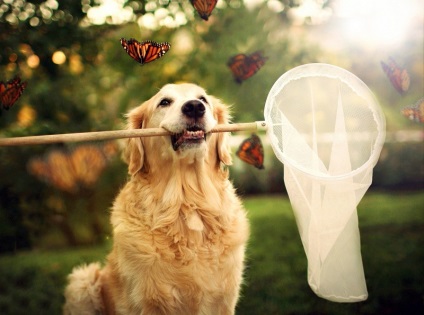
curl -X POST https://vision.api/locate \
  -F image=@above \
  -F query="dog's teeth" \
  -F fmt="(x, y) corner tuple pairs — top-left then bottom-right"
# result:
(171, 129), (205, 151)
(184, 130), (204, 139)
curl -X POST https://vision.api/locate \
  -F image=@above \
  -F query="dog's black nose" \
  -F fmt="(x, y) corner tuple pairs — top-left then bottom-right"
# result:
(182, 100), (205, 119)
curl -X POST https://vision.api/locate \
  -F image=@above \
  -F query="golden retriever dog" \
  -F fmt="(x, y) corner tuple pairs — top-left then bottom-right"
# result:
(63, 83), (249, 315)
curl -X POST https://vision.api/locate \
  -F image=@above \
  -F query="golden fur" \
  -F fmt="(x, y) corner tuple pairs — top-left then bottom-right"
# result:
(64, 83), (249, 315)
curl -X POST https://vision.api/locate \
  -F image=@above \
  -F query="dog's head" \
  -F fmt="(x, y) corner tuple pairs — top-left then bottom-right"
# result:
(124, 83), (232, 175)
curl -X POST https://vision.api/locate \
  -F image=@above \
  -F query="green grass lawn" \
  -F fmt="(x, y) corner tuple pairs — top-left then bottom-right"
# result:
(0, 191), (423, 315)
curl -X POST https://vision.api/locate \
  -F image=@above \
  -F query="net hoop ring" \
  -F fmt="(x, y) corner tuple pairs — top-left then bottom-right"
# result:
(264, 63), (386, 181)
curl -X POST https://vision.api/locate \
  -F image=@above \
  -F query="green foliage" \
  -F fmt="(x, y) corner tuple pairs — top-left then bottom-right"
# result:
(0, 192), (423, 314)
(239, 192), (424, 314)
(0, 243), (111, 315)
(0, 1), (119, 251)
(0, 147), (126, 251)
(0, 0), (422, 255)
(0, 0), (326, 252)
(373, 141), (424, 189)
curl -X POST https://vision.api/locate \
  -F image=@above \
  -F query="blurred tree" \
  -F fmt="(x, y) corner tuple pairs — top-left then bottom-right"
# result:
(0, 0), (340, 250)
(0, 0), (116, 132)
(0, 0), (119, 250)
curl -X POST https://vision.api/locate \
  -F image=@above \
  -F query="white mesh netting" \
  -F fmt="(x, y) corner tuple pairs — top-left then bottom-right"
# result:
(264, 64), (386, 302)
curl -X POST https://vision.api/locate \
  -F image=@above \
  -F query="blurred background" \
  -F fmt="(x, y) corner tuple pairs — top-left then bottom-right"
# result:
(0, 0), (423, 314)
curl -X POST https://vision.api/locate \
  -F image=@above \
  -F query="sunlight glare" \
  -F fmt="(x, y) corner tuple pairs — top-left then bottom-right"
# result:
(87, 0), (132, 25)
(138, 13), (159, 30)
(52, 51), (66, 65)
(27, 54), (40, 68)
(335, 0), (420, 47)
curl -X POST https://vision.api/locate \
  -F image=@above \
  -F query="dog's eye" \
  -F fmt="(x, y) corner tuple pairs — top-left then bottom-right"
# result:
(199, 96), (208, 104)
(158, 98), (172, 107)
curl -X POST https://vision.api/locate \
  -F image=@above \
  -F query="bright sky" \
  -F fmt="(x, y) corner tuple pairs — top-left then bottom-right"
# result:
(333, 0), (423, 48)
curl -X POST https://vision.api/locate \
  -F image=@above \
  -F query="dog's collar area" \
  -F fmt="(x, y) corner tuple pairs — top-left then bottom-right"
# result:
(171, 126), (207, 151)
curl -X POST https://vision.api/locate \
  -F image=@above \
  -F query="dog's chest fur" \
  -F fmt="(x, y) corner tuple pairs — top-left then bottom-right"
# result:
(106, 171), (248, 313)
(111, 174), (245, 266)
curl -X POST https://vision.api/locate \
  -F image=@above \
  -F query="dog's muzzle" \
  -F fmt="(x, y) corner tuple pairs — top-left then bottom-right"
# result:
(171, 100), (208, 151)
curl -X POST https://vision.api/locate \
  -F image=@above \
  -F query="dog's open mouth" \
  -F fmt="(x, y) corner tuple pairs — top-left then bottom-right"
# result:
(171, 126), (206, 151)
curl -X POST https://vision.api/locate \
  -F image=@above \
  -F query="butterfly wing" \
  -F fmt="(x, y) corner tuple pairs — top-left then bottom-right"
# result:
(227, 54), (249, 83)
(249, 51), (267, 65)
(0, 82), (6, 95)
(243, 51), (267, 80)
(401, 98), (424, 123)
(27, 158), (53, 186)
(236, 134), (265, 169)
(388, 57), (410, 93)
(399, 68), (410, 93)
(120, 38), (171, 65)
(0, 76), (27, 110)
(190, 0), (218, 21)
(0, 76), (19, 94)
(141, 40), (171, 64)
(227, 51), (267, 83)
(120, 38), (142, 63)
(381, 57), (410, 94)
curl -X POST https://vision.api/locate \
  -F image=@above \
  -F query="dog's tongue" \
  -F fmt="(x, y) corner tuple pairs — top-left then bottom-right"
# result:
(173, 130), (205, 150)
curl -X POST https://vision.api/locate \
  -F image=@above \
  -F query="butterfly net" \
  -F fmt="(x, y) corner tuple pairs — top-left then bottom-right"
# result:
(264, 64), (386, 302)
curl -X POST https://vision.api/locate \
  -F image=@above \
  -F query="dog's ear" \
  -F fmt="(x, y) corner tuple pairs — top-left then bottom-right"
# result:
(123, 106), (145, 175)
(211, 97), (232, 166)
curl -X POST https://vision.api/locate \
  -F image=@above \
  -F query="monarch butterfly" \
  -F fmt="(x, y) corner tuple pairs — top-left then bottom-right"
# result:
(27, 144), (113, 194)
(227, 51), (268, 84)
(190, 0), (218, 21)
(0, 76), (27, 111)
(120, 38), (171, 65)
(236, 133), (265, 169)
(401, 98), (424, 123)
(27, 150), (79, 193)
(381, 57), (410, 95)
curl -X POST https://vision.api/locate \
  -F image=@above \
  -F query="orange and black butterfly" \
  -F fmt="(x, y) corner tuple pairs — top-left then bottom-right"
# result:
(401, 97), (424, 124)
(27, 144), (113, 194)
(227, 51), (268, 84)
(0, 76), (27, 111)
(120, 38), (171, 65)
(190, 0), (218, 21)
(381, 57), (410, 95)
(236, 133), (265, 169)
(28, 150), (79, 194)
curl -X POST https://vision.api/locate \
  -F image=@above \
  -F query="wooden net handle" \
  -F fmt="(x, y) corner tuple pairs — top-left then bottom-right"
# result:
(0, 121), (267, 146)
